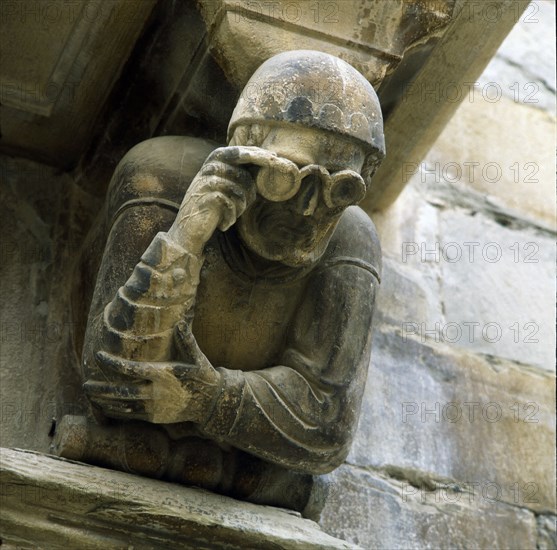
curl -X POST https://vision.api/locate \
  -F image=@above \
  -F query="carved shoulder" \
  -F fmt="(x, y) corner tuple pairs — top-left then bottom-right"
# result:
(321, 205), (382, 283)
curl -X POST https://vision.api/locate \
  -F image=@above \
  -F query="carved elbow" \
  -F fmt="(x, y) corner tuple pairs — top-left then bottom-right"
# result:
(315, 404), (357, 473)
(304, 441), (350, 475)
(301, 420), (353, 475)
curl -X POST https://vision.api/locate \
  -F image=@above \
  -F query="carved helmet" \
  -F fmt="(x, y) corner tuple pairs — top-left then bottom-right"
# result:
(227, 50), (386, 183)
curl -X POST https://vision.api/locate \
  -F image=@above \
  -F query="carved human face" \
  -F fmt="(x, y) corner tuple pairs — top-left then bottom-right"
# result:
(237, 126), (366, 267)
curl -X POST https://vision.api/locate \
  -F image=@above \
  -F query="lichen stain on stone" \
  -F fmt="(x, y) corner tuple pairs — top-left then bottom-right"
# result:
(360, 20), (377, 45)
(130, 173), (163, 196)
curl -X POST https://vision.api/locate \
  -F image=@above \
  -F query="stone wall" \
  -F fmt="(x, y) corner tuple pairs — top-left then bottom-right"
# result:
(320, 1), (557, 547)
(0, 156), (100, 452)
(1, 1), (555, 548)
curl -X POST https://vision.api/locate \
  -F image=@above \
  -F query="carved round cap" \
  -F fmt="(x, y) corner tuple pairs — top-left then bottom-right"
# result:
(228, 50), (386, 161)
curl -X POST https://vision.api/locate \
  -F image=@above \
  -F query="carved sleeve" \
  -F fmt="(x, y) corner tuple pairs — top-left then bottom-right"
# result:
(99, 231), (204, 361)
(201, 261), (379, 475)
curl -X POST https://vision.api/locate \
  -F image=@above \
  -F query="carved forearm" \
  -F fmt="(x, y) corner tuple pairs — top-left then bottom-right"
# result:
(101, 231), (204, 361)
(201, 365), (352, 475)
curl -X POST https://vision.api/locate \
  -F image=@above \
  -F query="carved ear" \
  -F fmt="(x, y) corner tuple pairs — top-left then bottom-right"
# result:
(362, 154), (383, 188)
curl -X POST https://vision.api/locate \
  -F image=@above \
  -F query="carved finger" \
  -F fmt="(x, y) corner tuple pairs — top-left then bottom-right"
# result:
(175, 321), (210, 367)
(173, 322), (217, 387)
(199, 161), (253, 185)
(95, 351), (157, 381)
(206, 146), (269, 166)
(212, 191), (243, 231)
(173, 320), (197, 363)
(194, 170), (256, 213)
(83, 380), (150, 401)
(92, 397), (150, 421)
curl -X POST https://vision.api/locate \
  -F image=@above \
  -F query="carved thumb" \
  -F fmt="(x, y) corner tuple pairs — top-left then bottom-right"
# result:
(174, 320), (208, 366)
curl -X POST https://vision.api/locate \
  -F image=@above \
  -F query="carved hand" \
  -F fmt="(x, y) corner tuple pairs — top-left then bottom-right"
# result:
(83, 321), (220, 424)
(167, 146), (259, 255)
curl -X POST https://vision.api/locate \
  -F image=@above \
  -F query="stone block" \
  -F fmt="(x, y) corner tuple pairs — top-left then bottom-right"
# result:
(197, 0), (456, 89)
(0, 448), (356, 549)
(436, 208), (554, 371)
(426, 93), (556, 231)
(479, 0), (556, 114)
(320, 464), (538, 549)
(537, 514), (557, 550)
(350, 327), (556, 514)
(372, 179), (440, 259)
(374, 195), (555, 372)
(374, 258), (443, 329)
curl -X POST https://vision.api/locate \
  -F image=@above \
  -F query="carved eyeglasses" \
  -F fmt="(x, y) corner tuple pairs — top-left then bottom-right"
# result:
(255, 158), (366, 208)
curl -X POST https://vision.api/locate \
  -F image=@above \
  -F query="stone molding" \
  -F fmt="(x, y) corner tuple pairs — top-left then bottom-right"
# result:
(0, 448), (357, 549)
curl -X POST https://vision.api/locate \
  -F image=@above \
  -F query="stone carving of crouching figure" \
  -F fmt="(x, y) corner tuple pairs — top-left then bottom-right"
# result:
(61, 51), (385, 519)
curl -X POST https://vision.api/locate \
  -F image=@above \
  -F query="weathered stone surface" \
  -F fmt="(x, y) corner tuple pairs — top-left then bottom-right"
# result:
(320, 464), (538, 549)
(360, 0), (530, 211)
(537, 514), (557, 550)
(197, 0), (456, 89)
(0, 0), (156, 166)
(426, 93), (556, 231)
(372, 178), (555, 372)
(479, 0), (556, 114)
(0, 155), (98, 453)
(1, 2), (554, 549)
(0, 157), (65, 452)
(373, 180), (440, 258)
(435, 208), (554, 371)
(374, 258), (443, 329)
(0, 448), (357, 549)
(349, 326), (556, 514)
(372, 180), (443, 321)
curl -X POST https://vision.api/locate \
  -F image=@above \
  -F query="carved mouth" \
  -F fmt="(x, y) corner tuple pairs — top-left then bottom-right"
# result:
(238, 198), (336, 266)
(254, 202), (317, 243)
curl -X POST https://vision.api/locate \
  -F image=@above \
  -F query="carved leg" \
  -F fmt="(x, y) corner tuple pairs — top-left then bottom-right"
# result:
(52, 415), (224, 489)
(53, 415), (326, 519)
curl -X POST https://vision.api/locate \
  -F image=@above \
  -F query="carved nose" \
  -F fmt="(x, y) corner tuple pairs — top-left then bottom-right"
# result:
(297, 177), (321, 216)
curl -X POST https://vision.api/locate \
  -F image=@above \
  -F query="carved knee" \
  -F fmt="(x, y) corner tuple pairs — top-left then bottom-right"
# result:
(105, 135), (218, 222)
